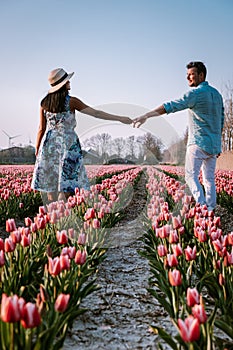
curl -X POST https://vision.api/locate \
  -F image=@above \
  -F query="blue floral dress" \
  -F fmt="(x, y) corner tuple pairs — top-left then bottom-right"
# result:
(31, 95), (90, 193)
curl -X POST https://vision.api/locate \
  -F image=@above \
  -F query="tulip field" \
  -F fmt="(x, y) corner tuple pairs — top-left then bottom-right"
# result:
(0, 164), (233, 349)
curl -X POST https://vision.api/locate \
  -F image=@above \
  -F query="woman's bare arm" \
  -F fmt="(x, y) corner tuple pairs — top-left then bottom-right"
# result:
(35, 107), (47, 156)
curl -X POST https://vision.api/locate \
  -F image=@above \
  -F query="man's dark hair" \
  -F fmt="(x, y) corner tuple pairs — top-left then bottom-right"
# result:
(186, 61), (207, 79)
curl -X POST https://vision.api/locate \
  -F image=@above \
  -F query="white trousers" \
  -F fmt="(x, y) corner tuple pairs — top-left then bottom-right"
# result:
(185, 145), (217, 211)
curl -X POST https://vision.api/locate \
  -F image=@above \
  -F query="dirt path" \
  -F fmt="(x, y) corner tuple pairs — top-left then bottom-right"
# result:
(64, 173), (172, 350)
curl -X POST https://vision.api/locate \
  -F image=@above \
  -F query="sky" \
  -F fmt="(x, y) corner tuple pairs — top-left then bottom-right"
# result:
(0, 0), (233, 150)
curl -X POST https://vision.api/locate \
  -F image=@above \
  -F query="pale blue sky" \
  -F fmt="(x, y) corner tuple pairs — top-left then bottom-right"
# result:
(0, 0), (233, 149)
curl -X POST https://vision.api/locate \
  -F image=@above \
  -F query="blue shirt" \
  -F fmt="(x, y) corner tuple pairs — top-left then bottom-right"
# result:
(163, 81), (224, 155)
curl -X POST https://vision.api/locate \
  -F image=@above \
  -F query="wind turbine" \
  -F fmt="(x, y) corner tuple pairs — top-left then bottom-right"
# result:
(2, 130), (21, 148)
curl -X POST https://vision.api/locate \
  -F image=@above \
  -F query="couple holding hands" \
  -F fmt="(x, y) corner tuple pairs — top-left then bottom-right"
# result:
(31, 62), (224, 211)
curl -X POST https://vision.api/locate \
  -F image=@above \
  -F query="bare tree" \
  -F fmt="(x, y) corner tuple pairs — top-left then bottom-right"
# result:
(82, 133), (112, 161)
(112, 137), (126, 158)
(127, 136), (136, 159)
(137, 132), (163, 163)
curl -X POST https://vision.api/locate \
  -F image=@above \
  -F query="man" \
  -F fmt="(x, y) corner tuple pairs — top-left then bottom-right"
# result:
(133, 61), (224, 211)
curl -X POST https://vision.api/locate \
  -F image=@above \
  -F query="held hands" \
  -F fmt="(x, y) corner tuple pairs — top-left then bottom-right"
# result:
(132, 115), (148, 128)
(117, 114), (149, 127)
(119, 116), (133, 124)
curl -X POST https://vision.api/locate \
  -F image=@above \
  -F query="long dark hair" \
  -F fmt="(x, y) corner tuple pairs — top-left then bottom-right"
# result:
(41, 85), (69, 113)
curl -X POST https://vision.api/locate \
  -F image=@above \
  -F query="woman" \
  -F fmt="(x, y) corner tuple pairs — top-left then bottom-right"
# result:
(31, 68), (132, 202)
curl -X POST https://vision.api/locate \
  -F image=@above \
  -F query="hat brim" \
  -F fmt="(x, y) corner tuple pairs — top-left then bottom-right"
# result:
(48, 72), (74, 93)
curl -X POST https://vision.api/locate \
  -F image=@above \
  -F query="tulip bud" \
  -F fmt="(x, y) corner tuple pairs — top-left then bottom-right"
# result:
(75, 250), (87, 265)
(21, 302), (41, 328)
(178, 316), (200, 342)
(187, 287), (200, 307)
(6, 218), (17, 233)
(168, 269), (182, 286)
(55, 293), (70, 313)
(0, 294), (21, 323)
(192, 304), (207, 324)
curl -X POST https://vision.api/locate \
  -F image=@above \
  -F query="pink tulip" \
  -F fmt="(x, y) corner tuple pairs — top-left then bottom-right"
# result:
(10, 230), (22, 244)
(227, 251), (233, 265)
(56, 230), (68, 245)
(187, 287), (200, 307)
(168, 269), (182, 286)
(25, 217), (32, 227)
(4, 237), (16, 253)
(61, 246), (76, 259)
(0, 293), (21, 323)
(168, 229), (179, 244)
(157, 244), (167, 257)
(0, 250), (5, 267)
(6, 218), (17, 233)
(197, 229), (207, 242)
(218, 273), (225, 286)
(84, 208), (96, 220)
(37, 217), (46, 230)
(172, 215), (182, 229)
(172, 243), (183, 257)
(92, 218), (101, 229)
(55, 293), (70, 313)
(21, 234), (31, 247)
(68, 228), (76, 239)
(178, 316), (200, 342)
(228, 232), (233, 245)
(48, 257), (61, 276)
(77, 232), (86, 245)
(184, 246), (197, 261)
(39, 206), (47, 215)
(192, 304), (207, 324)
(21, 302), (41, 328)
(60, 254), (70, 271)
(167, 254), (179, 267)
(30, 222), (37, 233)
(0, 238), (4, 251)
(75, 250), (87, 265)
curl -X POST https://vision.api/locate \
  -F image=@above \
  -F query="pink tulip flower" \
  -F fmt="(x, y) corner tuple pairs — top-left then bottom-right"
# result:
(167, 254), (179, 267)
(0, 293), (21, 323)
(192, 304), (207, 324)
(21, 302), (41, 329)
(60, 254), (70, 271)
(75, 250), (87, 265)
(0, 250), (5, 267)
(178, 316), (200, 342)
(0, 238), (4, 251)
(157, 244), (167, 257)
(25, 217), (32, 227)
(172, 243), (183, 257)
(6, 218), (17, 233)
(187, 287), (200, 307)
(84, 208), (96, 220)
(21, 234), (31, 247)
(48, 257), (61, 276)
(184, 246), (197, 261)
(77, 232), (86, 245)
(168, 269), (182, 286)
(56, 230), (68, 245)
(55, 293), (70, 313)
(4, 237), (16, 253)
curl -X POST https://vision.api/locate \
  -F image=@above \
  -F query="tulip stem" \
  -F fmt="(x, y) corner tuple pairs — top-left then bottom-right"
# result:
(10, 323), (14, 350)
(25, 329), (32, 350)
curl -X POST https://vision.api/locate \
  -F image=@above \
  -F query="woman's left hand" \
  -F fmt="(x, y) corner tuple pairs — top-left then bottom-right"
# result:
(119, 116), (133, 124)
